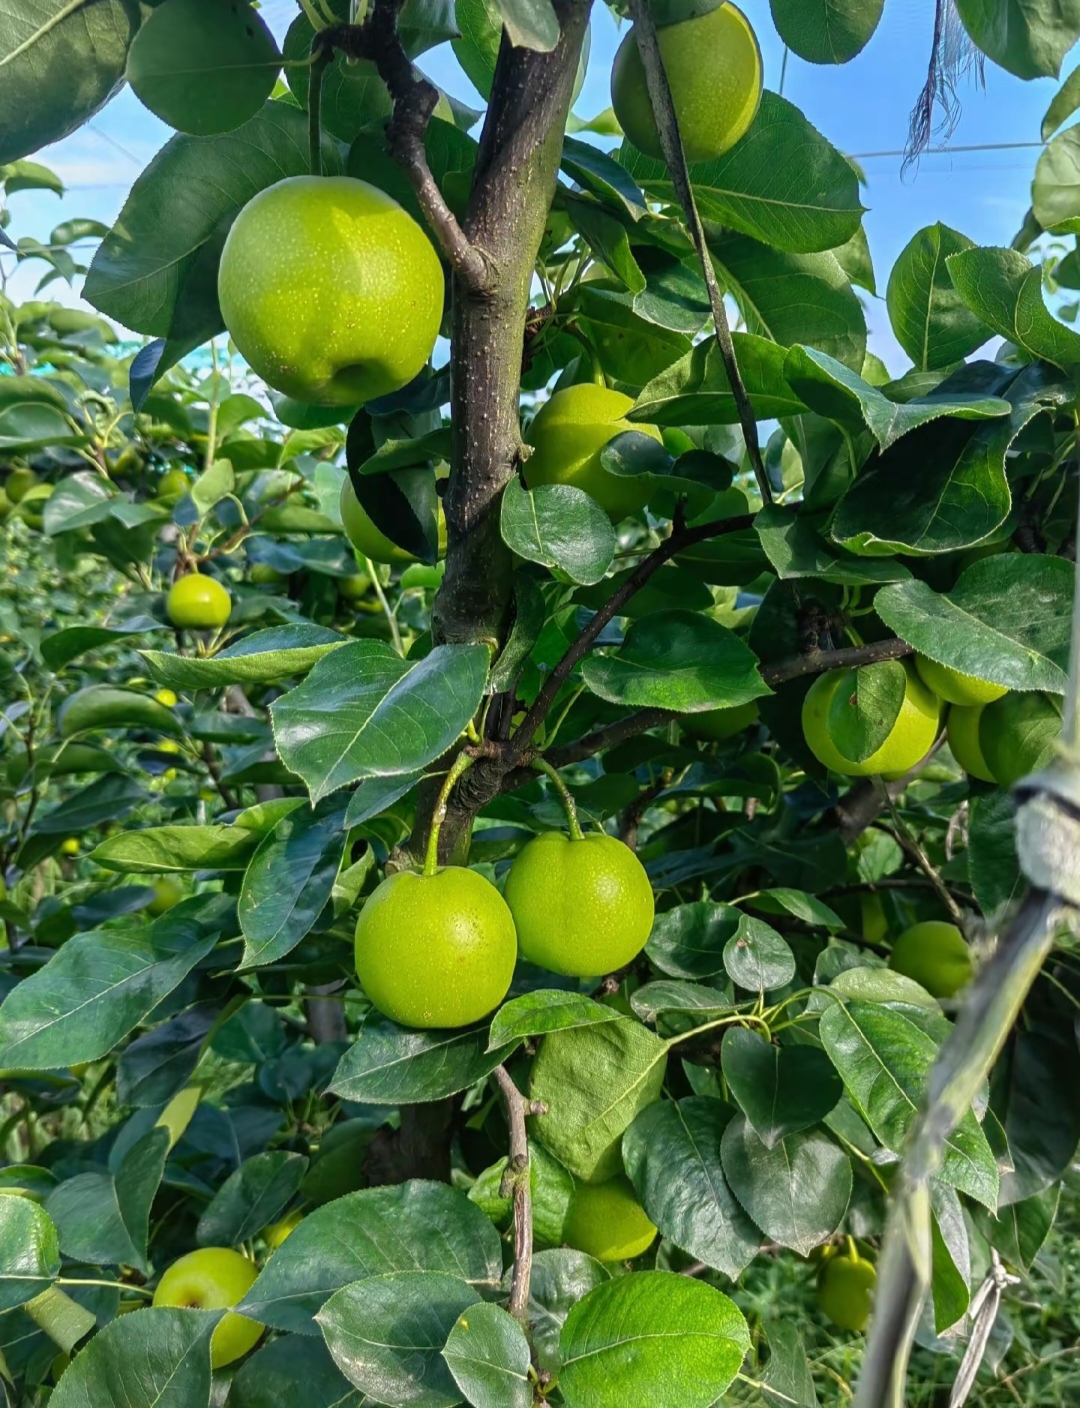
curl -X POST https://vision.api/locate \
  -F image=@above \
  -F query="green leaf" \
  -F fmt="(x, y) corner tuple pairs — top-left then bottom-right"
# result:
(0, 1200), (59, 1312)
(525, 1249), (610, 1375)
(329, 1017), (516, 1103)
(0, 900), (225, 1068)
(1034, 124), (1080, 236)
(50, 1307), (217, 1408)
(710, 234), (867, 372)
(721, 1028), (843, 1148)
(84, 101), (341, 343)
(453, 0), (502, 99)
(720, 1116), (852, 1254)
(468, 1139), (572, 1249)
(500, 477), (616, 585)
(487, 990), (621, 1050)
(1043, 63), (1080, 138)
(955, 0), (1080, 78)
(495, 0), (559, 49)
(756, 503), (912, 586)
(832, 362), (1070, 556)
(22, 1286), (97, 1355)
(127, 0), (280, 135)
(826, 659), (907, 763)
(581, 609), (767, 712)
(41, 616), (168, 671)
(768, 0), (883, 63)
(239, 796), (347, 969)
(270, 640), (489, 802)
(196, 1151), (307, 1247)
(0, 0), (140, 166)
(488, 573), (546, 694)
(622, 1097), (760, 1278)
(45, 1127), (168, 1274)
(886, 224), (991, 369)
(285, 9), (391, 143)
(32, 773), (147, 834)
(530, 1017), (668, 1182)
(930, 1180), (971, 1333)
(242, 1181), (502, 1331)
(756, 1322), (820, 1407)
(562, 136), (648, 220)
(875, 553), (1075, 695)
(624, 92), (863, 253)
(723, 915), (796, 992)
(645, 901), (741, 978)
(632, 335), (805, 426)
(91, 823), (260, 872)
(783, 346), (1010, 451)
(630, 980), (736, 1037)
(565, 196), (646, 294)
(819, 1000), (998, 1207)
(442, 1301), (532, 1408)
(41, 471), (112, 531)
(117, 1003), (219, 1107)
(559, 1271), (750, 1408)
(143, 625), (346, 689)
(319, 1271), (478, 1408)
(947, 245), (1080, 367)
(231, 1335), (365, 1408)
(968, 790), (1023, 917)
(572, 285), (693, 389)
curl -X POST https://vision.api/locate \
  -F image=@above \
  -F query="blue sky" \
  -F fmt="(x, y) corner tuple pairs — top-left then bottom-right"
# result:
(0, 0), (1066, 373)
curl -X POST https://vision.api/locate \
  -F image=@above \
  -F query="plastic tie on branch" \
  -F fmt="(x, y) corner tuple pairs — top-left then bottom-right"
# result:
(1014, 751), (1080, 907)
(948, 1249), (1021, 1408)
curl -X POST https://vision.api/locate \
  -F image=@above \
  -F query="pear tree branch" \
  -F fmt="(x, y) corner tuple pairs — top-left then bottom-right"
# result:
(622, 0), (771, 505)
(319, 0), (490, 291)
(493, 1064), (547, 1322)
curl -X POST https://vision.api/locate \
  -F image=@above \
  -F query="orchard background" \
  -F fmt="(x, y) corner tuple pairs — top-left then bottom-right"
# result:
(3, 0), (1080, 1406)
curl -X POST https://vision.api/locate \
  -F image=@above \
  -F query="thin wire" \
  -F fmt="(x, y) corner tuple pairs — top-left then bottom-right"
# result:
(850, 139), (1045, 159)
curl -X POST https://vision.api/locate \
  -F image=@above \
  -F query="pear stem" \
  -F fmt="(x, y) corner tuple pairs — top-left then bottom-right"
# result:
(308, 40), (331, 176)
(532, 756), (584, 840)
(423, 750), (477, 876)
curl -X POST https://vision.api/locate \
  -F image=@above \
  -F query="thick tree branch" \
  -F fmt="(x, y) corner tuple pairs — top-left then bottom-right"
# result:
(623, 0), (770, 505)
(763, 636), (912, 686)
(506, 513), (755, 763)
(494, 1065), (546, 1322)
(321, 3), (489, 291)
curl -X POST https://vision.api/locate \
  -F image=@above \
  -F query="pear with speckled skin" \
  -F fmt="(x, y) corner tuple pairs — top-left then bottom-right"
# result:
(504, 831), (655, 977)
(218, 176), (444, 407)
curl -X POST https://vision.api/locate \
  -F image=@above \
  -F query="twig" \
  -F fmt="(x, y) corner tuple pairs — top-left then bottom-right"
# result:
(623, 0), (770, 505)
(878, 810), (965, 925)
(322, 2), (489, 290)
(493, 1065), (546, 1322)
(506, 514), (754, 763)
(763, 637), (912, 686)
(201, 742), (239, 811)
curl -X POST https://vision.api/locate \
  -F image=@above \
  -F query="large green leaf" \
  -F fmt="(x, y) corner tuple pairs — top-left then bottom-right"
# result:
(769, 0), (883, 63)
(530, 1018), (668, 1182)
(622, 1098), (760, 1278)
(573, 285), (693, 389)
(285, 8), (391, 143)
(127, 0), (281, 135)
(645, 901), (741, 979)
(525, 1249), (610, 1376)
(581, 609), (767, 712)
(329, 1017), (515, 1103)
(116, 1003), (219, 1107)
(831, 362), (1070, 555)
(319, 1271), (478, 1408)
(720, 1116), (852, 1254)
(231, 1335), (365, 1408)
(270, 640), (489, 802)
(819, 1000), (999, 1208)
(500, 477), (615, 585)
(947, 245), (1080, 368)
(886, 223), (991, 370)
(196, 1151), (307, 1247)
(559, 1272), (750, 1408)
(238, 796), (347, 969)
(84, 101), (341, 342)
(710, 234), (867, 371)
(956, 0), (1080, 78)
(441, 1300), (532, 1408)
(143, 626), (346, 689)
(720, 1028), (843, 1148)
(50, 1307), (217, 1408)
(783, 346), (1010, 451)
(631, 335), (805, 426)
(756, 503), (913, 585)
(42, 616), (168, 671)
(0, 900), (226, 1068)
(45, 1127), (168, 1274)
(487, 990), (621, 1049)
(722, 915), (796, 992)
(241, 1180), (502, 1332)
(91, 823), (260, 872)
(875, 553), (1075, 695)
(0, 0), (141, 165)
(0, 1199), (59, 1312)
(623, 92), (863, 253)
